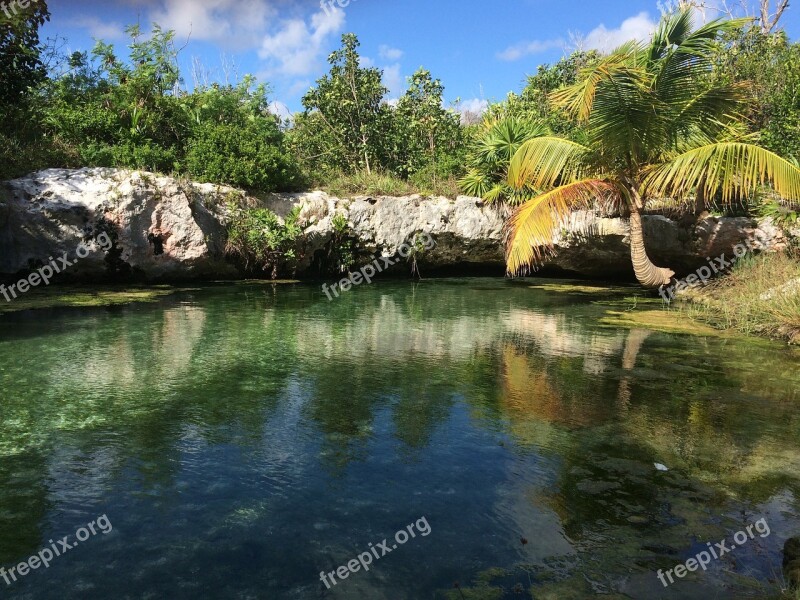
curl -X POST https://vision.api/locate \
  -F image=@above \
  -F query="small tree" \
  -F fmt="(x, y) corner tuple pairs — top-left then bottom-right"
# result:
(0, 0), (49, 109)
(297, 34), (388, 175)
(393, 69), (462, 186)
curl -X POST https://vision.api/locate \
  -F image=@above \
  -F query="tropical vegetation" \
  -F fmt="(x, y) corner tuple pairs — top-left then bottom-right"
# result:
(502, 8), (800, 287)
(2, 0), (800, 292)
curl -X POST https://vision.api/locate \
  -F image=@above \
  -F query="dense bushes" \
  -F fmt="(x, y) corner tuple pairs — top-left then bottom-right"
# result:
(34, 27), (302, 191)
(1, 10), (301, 191)
(2, 2), (798, 207)
(182, 79), (301, 191)
(712, 26), (800, 162)
(186, 119), (301, 191)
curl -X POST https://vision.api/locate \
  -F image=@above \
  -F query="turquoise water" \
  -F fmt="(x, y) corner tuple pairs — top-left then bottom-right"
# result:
(0, 279), (798, 599)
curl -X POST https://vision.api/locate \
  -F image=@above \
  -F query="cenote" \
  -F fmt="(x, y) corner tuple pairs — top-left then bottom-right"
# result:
(1, 278), (798, 599)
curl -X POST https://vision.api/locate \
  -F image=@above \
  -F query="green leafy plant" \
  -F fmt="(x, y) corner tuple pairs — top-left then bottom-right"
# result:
(406, 232), (431, 278)
(757, 197), (799, 227)
(225, 204), (303, 279)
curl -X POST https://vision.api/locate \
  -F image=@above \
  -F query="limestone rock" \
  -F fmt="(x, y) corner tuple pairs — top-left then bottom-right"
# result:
(0, 168), (239, 280)
(0, 168), (787, 282)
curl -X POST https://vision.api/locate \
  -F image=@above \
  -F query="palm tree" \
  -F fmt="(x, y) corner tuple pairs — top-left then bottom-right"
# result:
(505, 9), (800, 287)
(460, 117), (548, 205)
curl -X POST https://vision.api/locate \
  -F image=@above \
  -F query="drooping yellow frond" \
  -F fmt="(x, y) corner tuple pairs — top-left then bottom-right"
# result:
(508, 137), (593, 190)
(644, 142), (800, 204)
(505, 179), (620, 276)
(550, 45), (645, 123)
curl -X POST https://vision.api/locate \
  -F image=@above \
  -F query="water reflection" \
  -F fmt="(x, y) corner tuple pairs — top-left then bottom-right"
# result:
(0, 279), (797, 598)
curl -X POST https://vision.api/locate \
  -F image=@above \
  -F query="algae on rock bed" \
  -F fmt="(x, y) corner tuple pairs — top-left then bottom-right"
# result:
(0, 285), (191, 314)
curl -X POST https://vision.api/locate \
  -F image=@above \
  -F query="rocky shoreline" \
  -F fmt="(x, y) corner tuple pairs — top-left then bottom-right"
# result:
(1, 168), (794, 282)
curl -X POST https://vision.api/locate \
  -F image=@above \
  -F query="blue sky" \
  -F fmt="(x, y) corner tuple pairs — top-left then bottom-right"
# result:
(42, 0), (800, 118)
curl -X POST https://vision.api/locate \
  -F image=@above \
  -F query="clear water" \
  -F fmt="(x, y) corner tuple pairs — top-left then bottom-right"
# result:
(0, 279), (798, 599)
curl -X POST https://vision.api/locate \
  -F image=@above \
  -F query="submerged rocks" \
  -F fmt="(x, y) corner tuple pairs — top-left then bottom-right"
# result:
(785, 537), (800, 589)
(0, 168), (785, 282)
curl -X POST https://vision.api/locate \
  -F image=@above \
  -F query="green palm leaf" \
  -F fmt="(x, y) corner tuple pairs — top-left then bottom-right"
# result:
(508, 137), (592, 189)
(551, 44), (646, 123)
(645, 142), (800, 204)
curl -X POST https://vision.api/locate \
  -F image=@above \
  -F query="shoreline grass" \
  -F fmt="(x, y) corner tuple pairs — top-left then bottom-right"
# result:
(680, 251), (800, 344)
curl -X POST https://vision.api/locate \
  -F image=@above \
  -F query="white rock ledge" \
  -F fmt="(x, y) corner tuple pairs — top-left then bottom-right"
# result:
(0, 168), (787, 281)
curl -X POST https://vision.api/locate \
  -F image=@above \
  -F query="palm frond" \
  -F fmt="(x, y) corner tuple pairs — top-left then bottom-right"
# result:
(462, 117), (551, 204)
(508, 137), (593, 189)
(483, 183), (508, 204)
(459, 169), (492, 198)
(645, 142), (800, 204)
(587, 70), (658, 164)
(649, 8), (695, 62)
(666, 83), (750, 151)
(551, 44), (646, 123)
(505, 179), (620, 275)
(471, 117), (549, 166)
(652, 17), (751, 104)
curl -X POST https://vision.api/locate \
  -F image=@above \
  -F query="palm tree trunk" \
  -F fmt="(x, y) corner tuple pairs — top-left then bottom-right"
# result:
(628, 202), (675, 288)
(694, 175), (707, 216)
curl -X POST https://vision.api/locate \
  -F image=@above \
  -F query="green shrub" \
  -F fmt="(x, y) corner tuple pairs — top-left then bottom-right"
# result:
(225, 205), (303, 278)
(185, 119), (302, 192)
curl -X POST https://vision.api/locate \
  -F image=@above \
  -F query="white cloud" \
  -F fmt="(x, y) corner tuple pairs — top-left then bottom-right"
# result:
(131, 1), (346, 81)
(583, 12), (657, 53)
(378, 45), (403, 61)
(496, 38), (564, 62)
(269, 100), (294, 122)
(287, 79), (312, 97)
(258, 7), (346, 77)
(498, 11), (659, 61)
(145, 0), (276, 49)
(455, 98), (489, 123)
(359, 56), (375, 68)
(382, 63), (403, 96)
(66, 16), (126, 40)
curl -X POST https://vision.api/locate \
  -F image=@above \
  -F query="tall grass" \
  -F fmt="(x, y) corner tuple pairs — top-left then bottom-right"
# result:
(316, 169), (462, 199)
(683, 251), (800, 343)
